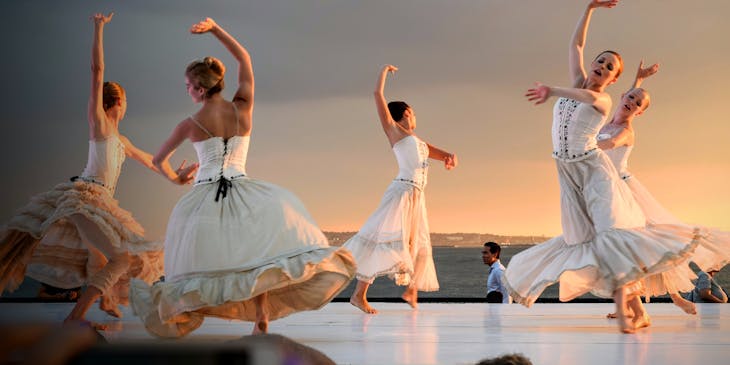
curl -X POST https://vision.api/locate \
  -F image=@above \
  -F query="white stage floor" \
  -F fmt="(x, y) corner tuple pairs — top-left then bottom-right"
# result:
(1, 302), (729, 364)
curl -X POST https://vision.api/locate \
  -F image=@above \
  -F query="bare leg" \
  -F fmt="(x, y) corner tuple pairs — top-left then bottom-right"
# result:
(401, 285), (418, 309)
(350, 280), (378, 314)
(252, 292), (269, 335)
(628, 295), (651, 329)
(613, 286), (634, 334)
(64, 214), (130, 327)
(670, 293), (696, 315)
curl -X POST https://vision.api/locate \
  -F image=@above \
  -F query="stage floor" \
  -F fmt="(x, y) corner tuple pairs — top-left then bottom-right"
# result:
(1, 302), (729, 364)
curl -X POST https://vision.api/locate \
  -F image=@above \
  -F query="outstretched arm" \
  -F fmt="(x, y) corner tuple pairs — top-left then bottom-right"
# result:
(191, 18), (254, 129)
(426, 142), (458, 170)
(87, 12), (114, 133)
(526, 82), (612, 115)
(569, 1), (619, 87)
(632, 60), (659, 89)
(118, 135), (159, 173)
(374, 65), (407, 145)
(152, 121), (199, 185)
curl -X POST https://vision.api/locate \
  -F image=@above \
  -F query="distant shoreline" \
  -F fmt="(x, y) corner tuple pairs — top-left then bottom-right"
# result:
(324, 232), (550, 247)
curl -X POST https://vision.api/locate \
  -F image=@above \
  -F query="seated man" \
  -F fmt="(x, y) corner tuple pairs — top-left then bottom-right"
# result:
(482, 242), (511, 304)
(684, 269), (728, 303)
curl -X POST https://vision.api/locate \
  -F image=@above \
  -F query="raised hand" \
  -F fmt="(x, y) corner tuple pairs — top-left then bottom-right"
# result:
(444, 154), (458, 170)
(174, 160), (199, 185)
(90, 12), (114, 25)
(382, 64), (399, 75)
(190, 17), (218, 34)
(589, 0), (619, 9)
(635, 60), (659, 82)
(526, 82), (551, 105)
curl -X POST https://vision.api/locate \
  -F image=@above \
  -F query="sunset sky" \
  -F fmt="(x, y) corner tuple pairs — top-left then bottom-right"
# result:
(1, 0), (728, 241)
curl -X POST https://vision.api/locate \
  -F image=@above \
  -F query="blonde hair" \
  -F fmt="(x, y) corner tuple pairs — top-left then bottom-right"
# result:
(102, 82), (126, 110)
(186, 56), (226, 98)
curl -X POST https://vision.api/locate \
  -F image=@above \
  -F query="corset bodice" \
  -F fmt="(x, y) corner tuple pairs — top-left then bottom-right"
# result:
(551, 97), (608, 162)
(392, 135), (429, 190)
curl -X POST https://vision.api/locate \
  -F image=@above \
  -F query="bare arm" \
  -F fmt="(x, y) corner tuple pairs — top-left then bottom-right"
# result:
(374, 65), (408, 146)
(632, 60), (659, 89)
(191, 18), (253, 134)
(526, 82), (612, 115)
(152, 121), (199, 185)
(597, 127), (632, 149)
(426, 142), (458, 170)
(87, 12), (114, 138)
(569, 1), (619, 87)
(118, 135), (159, 173)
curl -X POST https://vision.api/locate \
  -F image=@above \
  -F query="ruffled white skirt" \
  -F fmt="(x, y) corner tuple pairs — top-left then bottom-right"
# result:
(623, 175), (730, 296)
(343, 180), (438, 291)
(130, 177), (356, 338)
(504, 153), (701, 306)
(0, 181), (163, 305)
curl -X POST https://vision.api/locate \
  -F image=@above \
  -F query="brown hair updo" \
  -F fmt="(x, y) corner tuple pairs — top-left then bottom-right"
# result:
(186, 56), (226, 98)
(102, 82), (126, 110)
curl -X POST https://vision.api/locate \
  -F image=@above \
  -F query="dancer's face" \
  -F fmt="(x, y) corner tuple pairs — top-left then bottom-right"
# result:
(616, 88), (649, 119)
(588, 52), (621, 87)
(186, 76), (205, 103)
(482, 248), (498, 265)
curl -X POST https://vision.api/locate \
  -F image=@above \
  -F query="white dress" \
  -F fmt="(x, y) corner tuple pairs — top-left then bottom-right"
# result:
(130, 113), (356, 338)
(503, 98), (703, 306)
(0, 134), (163, 305)
(343, 135), (438, 291)
(600, 132), (730, 296)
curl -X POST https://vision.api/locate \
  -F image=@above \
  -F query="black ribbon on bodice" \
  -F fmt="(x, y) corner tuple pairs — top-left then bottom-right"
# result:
(215, 177), (233, 202)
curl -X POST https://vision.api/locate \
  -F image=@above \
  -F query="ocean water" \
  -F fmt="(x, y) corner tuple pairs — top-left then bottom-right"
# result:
(335, 246), (730, 301)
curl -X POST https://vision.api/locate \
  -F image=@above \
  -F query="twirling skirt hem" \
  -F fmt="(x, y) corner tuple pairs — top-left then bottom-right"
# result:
(504, 224), (704, 307)
(130, 247), (356, 338)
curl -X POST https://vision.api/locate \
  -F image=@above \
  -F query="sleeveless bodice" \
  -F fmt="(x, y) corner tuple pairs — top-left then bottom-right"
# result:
(193, 135), (249, 185)
(551, 97), (607, 161)
(598, 129), (634, 179)
(79, 134), (125, 194)
(604, 145), (633, 178)
(392, 135), (429, 190)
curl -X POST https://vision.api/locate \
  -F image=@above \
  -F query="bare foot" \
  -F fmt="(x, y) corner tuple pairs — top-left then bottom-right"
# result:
(99, 296), (122, 318)
(401, 288), (418, 309)
(672, 296), (697, 315)
(252, 320), (268, 335)
(618, 317), (635, 334)
(633, 313), (651, 330)
(63, 318), (109, 331)
(350, 297), (378, 314)
(607, 310), (634, 319)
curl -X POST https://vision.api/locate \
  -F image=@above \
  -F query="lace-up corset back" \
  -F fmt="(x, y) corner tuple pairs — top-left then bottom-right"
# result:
(80, 134), (126, 193)
(551, 97), (607, 161)
(193, 136), (249, 184)
(392, 135), (429, 189)
(604, 144), (634, 178)
(190, 105), (248, 185)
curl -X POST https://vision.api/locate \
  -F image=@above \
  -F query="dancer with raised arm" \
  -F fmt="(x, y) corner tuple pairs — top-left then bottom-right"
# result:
(345, 65), (457, 314)
(598, 62), (730, 317)
(503, 0), (702, 333)
(0, 13), (164, 329)
(130, 18), (356, 337)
